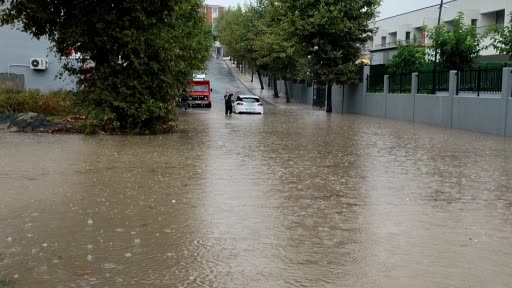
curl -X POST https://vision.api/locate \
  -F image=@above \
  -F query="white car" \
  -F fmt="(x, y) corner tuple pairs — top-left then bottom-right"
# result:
(233, 95), (264, 114)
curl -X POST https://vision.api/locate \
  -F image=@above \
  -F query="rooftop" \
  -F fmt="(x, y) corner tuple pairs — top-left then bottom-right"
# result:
(377, 0), (456, 22)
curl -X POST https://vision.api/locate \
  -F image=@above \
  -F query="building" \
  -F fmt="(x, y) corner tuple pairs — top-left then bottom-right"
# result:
(0, 26), (74, 92)
(370, 0), (512, 64)
(202, 4), (225, 30)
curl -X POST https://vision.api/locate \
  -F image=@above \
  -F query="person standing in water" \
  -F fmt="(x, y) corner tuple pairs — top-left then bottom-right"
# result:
(224, 91), (233, 116)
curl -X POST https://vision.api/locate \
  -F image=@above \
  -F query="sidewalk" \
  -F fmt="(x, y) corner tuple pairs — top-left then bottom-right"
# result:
(223, 58), (305, 109)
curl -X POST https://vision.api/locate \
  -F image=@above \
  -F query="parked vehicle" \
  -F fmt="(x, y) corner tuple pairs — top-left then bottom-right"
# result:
(233, 95), (264, 114)
(186, 80), (212, 108)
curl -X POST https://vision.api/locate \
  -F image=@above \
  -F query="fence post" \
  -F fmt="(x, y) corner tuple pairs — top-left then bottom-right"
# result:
(384, 75), (389, 118)
(412, 72), (418, 122)
(502, 68), (512, 136)
(449, 70), (457, 129)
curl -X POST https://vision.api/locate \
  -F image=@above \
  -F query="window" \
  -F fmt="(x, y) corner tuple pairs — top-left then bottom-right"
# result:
(241, 97), (260, 103)
(496, 10), (505, 25)
(405, 32), (411, 41)
(187, 85), (209, 92)
(471, 19), (478, 26)
(381, 36), (387, 45)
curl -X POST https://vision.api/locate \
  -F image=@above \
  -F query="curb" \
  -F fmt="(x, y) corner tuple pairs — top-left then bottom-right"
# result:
(223, 60), (282, 107)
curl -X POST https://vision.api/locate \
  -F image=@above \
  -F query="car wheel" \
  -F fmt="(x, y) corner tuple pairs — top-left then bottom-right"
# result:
(206, 102), (212, 109)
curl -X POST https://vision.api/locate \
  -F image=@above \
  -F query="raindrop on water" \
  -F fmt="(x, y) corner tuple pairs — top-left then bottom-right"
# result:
(88, 219), (93, 225)
(134, 239), (141, 245)
(124, 253), (132, 257)
(7, 236), (12, 242)
(87, 255), (93, 261)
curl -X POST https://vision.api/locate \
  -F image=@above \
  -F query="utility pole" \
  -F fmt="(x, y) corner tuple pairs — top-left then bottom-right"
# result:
(432, 0), (444, 94)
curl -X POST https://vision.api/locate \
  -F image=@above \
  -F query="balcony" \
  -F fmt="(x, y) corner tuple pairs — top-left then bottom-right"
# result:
(476, 24), (504, 35)
(370, 39), (425, 51)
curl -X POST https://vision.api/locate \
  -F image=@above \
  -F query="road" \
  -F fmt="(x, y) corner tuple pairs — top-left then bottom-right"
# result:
(1, 58), (512, 287)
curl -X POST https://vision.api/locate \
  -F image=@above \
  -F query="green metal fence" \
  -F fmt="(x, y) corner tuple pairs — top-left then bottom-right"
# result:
(457, 66), (504, 96)
(417, 70), (450, 94)
(389, 74), (412, 94)
(367, 65), (387, 93)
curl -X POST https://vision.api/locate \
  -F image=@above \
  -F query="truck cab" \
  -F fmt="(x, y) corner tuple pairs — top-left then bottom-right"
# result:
(186, 80), (212, 108)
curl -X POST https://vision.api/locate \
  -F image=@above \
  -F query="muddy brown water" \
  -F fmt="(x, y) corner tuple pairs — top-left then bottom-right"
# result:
(1, 59), (512, 287)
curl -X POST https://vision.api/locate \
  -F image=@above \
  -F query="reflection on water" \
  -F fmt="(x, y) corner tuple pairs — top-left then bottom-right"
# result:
(1, 59), (512, 287)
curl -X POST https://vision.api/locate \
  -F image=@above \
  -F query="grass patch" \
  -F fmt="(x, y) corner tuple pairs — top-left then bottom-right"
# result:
(0, 86), (179, 134)
(0, 279), (15, 288)
(0, 86), (74, 117)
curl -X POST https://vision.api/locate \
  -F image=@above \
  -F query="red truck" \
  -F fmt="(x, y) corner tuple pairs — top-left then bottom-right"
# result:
(186, 80), (212, 108)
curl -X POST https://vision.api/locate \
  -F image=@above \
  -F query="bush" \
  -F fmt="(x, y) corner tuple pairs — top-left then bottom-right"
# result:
(0, 87), (74, 116)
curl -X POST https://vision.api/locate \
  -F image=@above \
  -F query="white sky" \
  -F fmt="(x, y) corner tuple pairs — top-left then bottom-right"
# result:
(205, 0), (442, 19)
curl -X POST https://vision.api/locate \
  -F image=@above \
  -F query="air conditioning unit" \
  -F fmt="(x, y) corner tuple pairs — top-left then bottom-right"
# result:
(30, 58), (49, 70)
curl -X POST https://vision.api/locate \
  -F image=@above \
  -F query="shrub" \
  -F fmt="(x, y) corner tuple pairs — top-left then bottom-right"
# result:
(0, 87), (74, 116)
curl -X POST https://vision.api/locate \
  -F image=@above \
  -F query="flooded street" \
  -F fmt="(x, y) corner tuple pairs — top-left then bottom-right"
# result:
(1, 59), (512, 287)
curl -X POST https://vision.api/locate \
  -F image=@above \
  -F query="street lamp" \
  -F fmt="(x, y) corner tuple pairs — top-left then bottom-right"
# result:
(432, 0), (444, 94)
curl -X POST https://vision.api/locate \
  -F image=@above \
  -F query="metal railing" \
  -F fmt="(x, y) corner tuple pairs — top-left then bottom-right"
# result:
(417, 70), (450, 94)
(367, 74), (385, 93)
(372, 39), (425, 50)
(389, 73), (412, 94)
(457, 66), (503, 96)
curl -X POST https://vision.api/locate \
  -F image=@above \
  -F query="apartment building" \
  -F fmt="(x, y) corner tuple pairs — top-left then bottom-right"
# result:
(370, 0), (512, 64)
(202, 4), (225, 30)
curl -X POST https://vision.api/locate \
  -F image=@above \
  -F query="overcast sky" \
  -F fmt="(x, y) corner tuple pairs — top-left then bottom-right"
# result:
(206, 0), (442, 19)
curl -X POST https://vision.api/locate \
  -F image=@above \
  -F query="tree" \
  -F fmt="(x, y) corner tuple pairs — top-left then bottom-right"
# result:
(427, 12), (483, 70)
(0, 0), (212, 134)
(217, 3), (266, 90)
(386, 42), (426, 74)
(489, 12), (512, 61)
(255, 2), (300, 102)
(283, 0), (380, 112)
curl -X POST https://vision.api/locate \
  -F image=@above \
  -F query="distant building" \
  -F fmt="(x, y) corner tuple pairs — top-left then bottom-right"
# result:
(202, 4), (225, 30)
(369, 0), (512, 65)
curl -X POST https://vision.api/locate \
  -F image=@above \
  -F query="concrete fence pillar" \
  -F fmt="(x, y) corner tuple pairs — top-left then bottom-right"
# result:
(502, 68), (512, 136)
(449, 70), (458, 129)
(412, 72), (418, 122)
(362, 66), (370, 115)
(384, 75), (389, 118)
(502, 68), (512, 99)
(363, 66), (370, 94)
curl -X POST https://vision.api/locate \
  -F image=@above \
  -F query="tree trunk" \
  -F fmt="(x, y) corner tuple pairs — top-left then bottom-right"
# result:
(284, 79), (291, 103)
(273, 76), (279, 98)
(251, 71), (254, 82)
(326, 84), (333, 113)
(257, 70), (264, 90)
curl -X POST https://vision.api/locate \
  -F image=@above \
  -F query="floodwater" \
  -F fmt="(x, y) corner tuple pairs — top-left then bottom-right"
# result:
(1, 59), (512, 288)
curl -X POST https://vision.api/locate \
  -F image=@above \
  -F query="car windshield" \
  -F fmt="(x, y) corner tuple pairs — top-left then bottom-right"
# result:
(241, 98), (260, 103)
(187, 85), (209, 92)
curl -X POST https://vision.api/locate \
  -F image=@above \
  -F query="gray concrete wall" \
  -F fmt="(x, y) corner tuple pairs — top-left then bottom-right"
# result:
(386, 93), (414, 121)
(332, 84), (344, 114)
(0, 26), (75, 92)
(0, 73), (24, 90)
(261, 67), (512, 137)
(364, 93), (386, 118)
(507, 99), (512, 137)
(414, 95), (452, 128)
(344, 84), (364, 114)
(452, 96), (506, 135)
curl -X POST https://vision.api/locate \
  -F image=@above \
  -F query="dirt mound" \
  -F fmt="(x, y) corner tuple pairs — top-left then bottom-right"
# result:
(0, 113), (74, 133)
